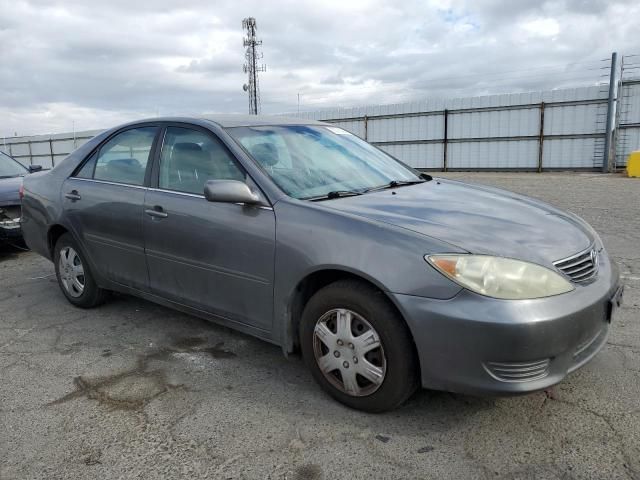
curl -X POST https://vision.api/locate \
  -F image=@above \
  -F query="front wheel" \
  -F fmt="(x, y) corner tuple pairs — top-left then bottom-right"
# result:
(300, 280), (419, 412)
(54, 233), (107, 308)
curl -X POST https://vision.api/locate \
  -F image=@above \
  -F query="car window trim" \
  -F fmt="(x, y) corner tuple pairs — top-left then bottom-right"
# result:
(149, 125), (167, 190)
(68, 177), (149, 190)
(146, 186), (274, 210)
(150, 186), (204, 198)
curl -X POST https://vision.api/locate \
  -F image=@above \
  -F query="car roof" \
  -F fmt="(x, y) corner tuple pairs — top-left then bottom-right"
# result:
(202, 114), (326, 128)
(118, 115), (327, 129)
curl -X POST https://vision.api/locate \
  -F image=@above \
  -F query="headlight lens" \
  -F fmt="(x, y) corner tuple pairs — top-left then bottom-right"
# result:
(426, 254), (574, 300)
(0, 218), (20, 228)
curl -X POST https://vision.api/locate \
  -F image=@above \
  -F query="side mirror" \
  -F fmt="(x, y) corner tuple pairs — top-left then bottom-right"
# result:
(28, 164), (42, 173)
(204, 180), (261, 205)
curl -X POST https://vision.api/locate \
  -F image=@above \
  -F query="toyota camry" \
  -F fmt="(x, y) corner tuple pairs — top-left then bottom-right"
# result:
(20, 116), (623, 412)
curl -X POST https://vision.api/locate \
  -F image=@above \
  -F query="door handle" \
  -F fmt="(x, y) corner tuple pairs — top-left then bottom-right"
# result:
(65, 190), (81, 201)
(145, 206), (168, 218)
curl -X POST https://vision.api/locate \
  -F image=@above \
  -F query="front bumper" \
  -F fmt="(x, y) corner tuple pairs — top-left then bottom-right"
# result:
(0, 223), (22, 241)
(393, 250), (622, 395)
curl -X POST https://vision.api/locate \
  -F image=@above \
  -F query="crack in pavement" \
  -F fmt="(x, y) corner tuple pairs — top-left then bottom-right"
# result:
(538, 395), (639, 479)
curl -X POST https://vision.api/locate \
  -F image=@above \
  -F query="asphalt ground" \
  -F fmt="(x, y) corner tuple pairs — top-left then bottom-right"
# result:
(1, 172), (638, 479)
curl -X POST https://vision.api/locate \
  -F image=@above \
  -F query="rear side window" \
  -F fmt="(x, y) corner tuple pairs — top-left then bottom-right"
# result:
(91, 127), (158, 186)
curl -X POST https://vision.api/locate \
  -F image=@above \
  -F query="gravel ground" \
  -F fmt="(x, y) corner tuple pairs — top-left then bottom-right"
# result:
(1, 172), (638, 480)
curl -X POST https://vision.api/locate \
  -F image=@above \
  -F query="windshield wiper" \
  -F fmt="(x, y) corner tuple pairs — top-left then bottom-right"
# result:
(363, 178), (426, 193)
(304, 190), (364, 201)
(302, 174), (432, 201)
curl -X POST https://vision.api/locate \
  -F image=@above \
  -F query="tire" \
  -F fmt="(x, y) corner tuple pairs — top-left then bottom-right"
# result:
(54, 233), (107, 308)
(300, 279), (419, 412)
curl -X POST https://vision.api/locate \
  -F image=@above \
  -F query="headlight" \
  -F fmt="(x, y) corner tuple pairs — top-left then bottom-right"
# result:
(426, 254), (574, 300)
(0, 218), (20, 229)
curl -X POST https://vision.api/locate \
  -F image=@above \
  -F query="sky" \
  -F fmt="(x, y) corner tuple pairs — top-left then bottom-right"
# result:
(1, 0), (638, 136)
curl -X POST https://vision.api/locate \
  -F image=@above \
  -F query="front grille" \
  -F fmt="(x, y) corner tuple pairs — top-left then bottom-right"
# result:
(484, 359), (550, 383)
(553, 246), (598, 283)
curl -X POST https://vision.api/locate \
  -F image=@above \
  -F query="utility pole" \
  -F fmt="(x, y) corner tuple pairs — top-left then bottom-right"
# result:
(242, 17), (266, 115)
(602, 51), (618, 172)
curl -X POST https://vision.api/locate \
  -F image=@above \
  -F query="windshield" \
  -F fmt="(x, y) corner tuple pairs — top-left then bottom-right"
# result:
(226, 125), (421, 199)
(0, 151), (27, 178)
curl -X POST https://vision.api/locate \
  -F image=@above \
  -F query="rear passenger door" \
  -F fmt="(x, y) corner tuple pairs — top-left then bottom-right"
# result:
(143, 125), (276, 332)
(63, 125), (159, 290)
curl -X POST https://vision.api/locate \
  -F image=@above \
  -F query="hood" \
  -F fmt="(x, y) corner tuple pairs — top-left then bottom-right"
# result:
(322, 179), (593, 266)
(0, 176), (23, 206)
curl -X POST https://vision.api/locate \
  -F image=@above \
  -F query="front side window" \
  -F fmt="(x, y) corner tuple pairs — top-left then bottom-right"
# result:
(0, 151), (28, 178)
(159, 127), (245, 195)
(92, 127), (158, 186)
(226, 125), (420, 199)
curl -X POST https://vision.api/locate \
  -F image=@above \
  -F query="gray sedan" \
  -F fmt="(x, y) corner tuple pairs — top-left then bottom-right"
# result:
(21, 116), (624, 412)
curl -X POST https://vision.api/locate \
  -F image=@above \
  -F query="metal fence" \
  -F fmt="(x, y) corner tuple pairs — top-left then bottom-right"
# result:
(2, 76), (639, 173)
(1, 130), (101, 169)
(296, 82), (638, 171)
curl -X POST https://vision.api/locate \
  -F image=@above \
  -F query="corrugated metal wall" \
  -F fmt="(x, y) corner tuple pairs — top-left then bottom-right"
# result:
(2, 83), (638, 171)
(1, 130), (100, 169)
(297, 85), (622, 171)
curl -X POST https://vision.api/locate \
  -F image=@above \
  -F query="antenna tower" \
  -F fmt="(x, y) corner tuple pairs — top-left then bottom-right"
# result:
(242, 17), (266, 115)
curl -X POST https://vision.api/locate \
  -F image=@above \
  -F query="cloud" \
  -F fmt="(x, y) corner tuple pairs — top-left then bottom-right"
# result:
(1, 0), (638, 135)
(521, 18), (560, 37)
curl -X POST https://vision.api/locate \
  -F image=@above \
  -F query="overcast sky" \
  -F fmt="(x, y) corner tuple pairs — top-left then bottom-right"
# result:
(1, 0), (638, 136)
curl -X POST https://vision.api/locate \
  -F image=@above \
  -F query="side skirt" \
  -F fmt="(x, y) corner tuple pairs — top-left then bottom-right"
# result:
(105, 281), (279, 347)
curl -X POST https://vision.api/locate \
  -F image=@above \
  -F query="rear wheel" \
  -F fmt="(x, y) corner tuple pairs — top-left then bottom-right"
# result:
(54, 233), (107, 308)
(300, 279), (419, 412)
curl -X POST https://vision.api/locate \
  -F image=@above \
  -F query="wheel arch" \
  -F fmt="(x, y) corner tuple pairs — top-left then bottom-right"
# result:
(46, 223), (107, 288)
(47, 223), (70, 258)
(285, 267), (420, 363)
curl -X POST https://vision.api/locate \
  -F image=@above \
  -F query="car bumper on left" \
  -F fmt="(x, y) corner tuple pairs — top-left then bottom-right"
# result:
(0, 205), (23, 242)
(393, 249), (622, 396)
(0, 224), (22, 241)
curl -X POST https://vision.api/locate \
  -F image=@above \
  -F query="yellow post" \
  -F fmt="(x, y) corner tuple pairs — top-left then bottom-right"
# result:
(627, 151), (640, 177)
